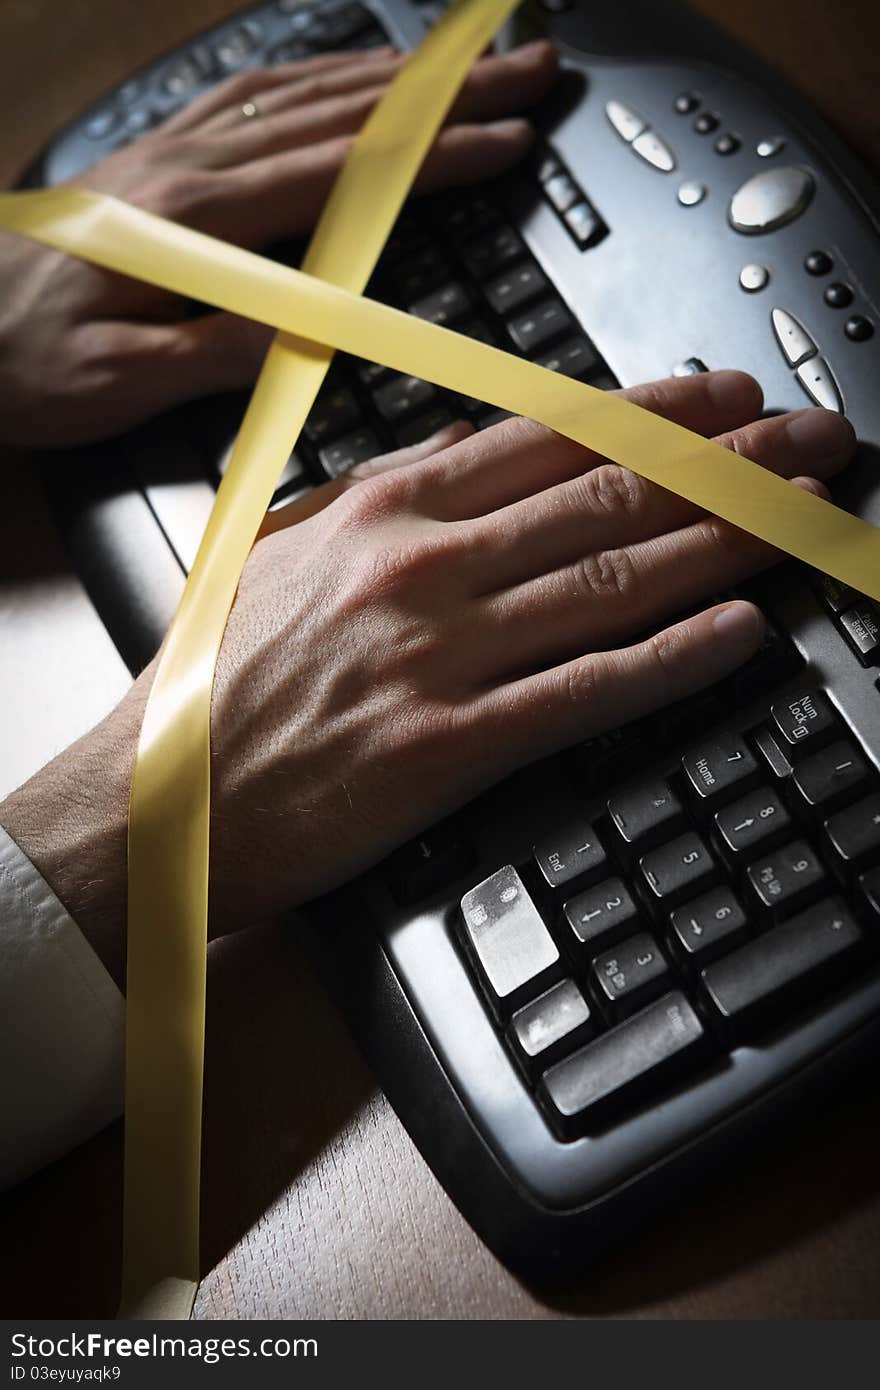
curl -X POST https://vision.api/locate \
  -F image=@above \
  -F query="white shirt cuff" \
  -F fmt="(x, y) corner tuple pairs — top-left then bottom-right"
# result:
(0, 824), (125, 1188)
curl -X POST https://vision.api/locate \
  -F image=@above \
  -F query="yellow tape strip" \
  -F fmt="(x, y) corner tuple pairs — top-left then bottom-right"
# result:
(15, 0), (517, 1320)
(2, 0), (878, 1321)
(4, 184), (880, 596)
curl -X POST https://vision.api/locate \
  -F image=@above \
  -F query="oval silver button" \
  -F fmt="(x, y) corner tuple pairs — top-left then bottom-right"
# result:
(605, 99), (647, 144)
(771, 307), (816, 365)
(795, 357), (843, 413)
(729, 167), (814, 234)
(632, 130), (676, 173)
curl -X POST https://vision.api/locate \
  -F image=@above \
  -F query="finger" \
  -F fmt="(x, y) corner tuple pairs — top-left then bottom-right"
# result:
(211, 119), (534, 243)
(159, 50), (394, 132)
(109, 314), (273, 417)
(460, 404), (854, 593)
(206, 36), (555, 165)
(200, 39), (554, 138)
(475, 475), (829, 677)
(201, 84), (394, 166)
(257, 420), (475, 538)
(477, 601), (765, 771)
(444, 40), (558, 124)
(349, 420), (475, 477)
(415, 370), (764, 522)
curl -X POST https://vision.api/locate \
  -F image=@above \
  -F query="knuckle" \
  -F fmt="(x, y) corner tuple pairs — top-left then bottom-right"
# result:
(724, 420), (765, 460)
(138, 168), (211, 219)
(342, 466), (419, 524)
(214, 69), (267, 102)
(581, 464), (647, 520)
(647, 623), (686, 679)
(563, 657), (601, 710)
(573, 547), (639, 604)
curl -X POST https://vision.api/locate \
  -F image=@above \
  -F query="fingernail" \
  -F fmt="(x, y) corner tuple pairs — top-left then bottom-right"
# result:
(712, 600), (764, 645)
(488, 117), (534, 142)
(704, 369), (762, 413)
(510, 39), (555, 62)
(791, 474), (831, 501)
(785, 407), (856, 463)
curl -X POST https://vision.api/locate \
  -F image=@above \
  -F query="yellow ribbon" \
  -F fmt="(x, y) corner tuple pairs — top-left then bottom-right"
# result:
(1, 0), (877, 1321)
(5, 184), (879, 594)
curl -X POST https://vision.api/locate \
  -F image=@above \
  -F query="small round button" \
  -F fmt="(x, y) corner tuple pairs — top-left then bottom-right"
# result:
(739, 263), (769, 292)
(677, 179), (707, 207)
(757, 135), (786, 158)
(674, 92), (699, 114)
(714, 133), (740, 156)
(845, 315), (874, 341)
(805, 250), (833, 275)
(694, 112), (720, 134)
(824, 282), (853, 308)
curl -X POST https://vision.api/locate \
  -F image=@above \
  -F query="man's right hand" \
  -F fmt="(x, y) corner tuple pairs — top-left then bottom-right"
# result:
(0, 369), (855, 985)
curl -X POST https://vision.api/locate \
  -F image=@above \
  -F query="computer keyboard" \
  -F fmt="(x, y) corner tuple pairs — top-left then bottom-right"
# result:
(24, 0), (880, 1280)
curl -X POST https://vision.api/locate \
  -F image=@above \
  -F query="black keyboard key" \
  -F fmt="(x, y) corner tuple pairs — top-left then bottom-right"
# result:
(541, 992), (705, 1133)
(308, 3), (376, 48)
(732, 616), (801, 700)
(682, 733), (761, 807)
(508, 298), (573, 354)
(303, 386), (363, 445)
(640, 832), (717, 907)
(162, 49), (212, 96)
(461, 867), (561, 1015)
(536, 335), (600, 381)
(440, 194), (498, 243)
(824, 792), (880, 874)
(792, 738), (872, 814)
(393, 245), (454, 301)
(591, 932), (671, 1021)
(354, 358), (389, 387)
(812, 572), (859, 615)
(669, 887), (749, 966)
(214, 23), (260, 69)
(409, 282), (471, 326)
(857, 866), (880, 923)
(457, 317), (500, 347)
(563, 201), (607, 249)
(562, 877), (640, 952)
(373, 374), (436, 423)
(839, 602), (880, 664)
(460, 225), (525, 278)
(746, 839), (827, 914)
(394, 406), (455, 448)
(509, 979), (594, 1071)
(714, 787), (792, 861)
(485, 263), (550, 316)
(608, 778), (685, 852)
(771, 689), (838, 757)
(268, 38), (312, 64)
(702, 898), (862, 1040)
(318, 426), (381, 478)
(532, 820), (607, 893)
(385, 821), (475, 905)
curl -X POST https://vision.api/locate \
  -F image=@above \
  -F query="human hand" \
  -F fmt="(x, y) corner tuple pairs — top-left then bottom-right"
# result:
(0, 371), (856, 978)
(0, 40), (556, 447)
(200, 374), (857, 929)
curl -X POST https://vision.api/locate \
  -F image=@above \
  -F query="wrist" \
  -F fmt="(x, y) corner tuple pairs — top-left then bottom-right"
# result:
(0, 678), (149, 992)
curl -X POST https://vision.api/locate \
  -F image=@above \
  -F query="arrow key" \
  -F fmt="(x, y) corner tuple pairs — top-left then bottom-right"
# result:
(714, 786), (792, 864)
(669, 886), (749, 967)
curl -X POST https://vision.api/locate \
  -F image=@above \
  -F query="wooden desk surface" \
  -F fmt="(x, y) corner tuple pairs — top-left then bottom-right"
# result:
(1, 0), (879, 1320)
